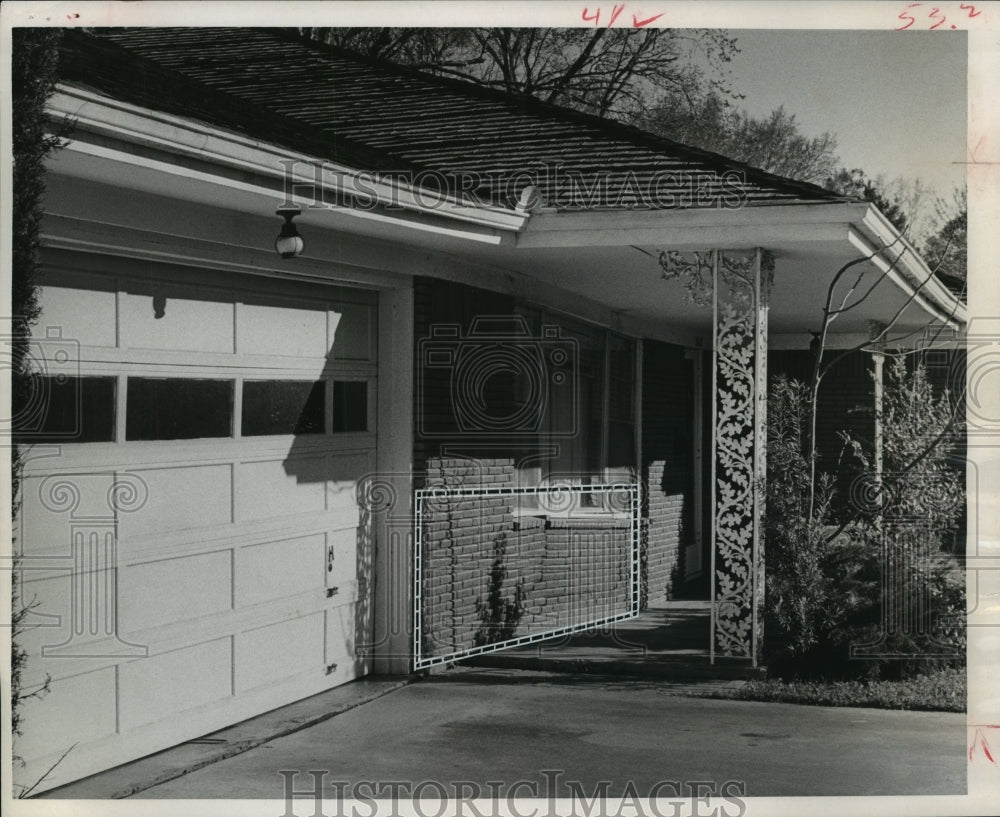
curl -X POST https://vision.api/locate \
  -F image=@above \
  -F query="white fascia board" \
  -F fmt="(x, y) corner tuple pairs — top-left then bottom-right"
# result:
(849, 204), (967, 329)
(48, 85), (527, 236)
(516, 202), (868, 248)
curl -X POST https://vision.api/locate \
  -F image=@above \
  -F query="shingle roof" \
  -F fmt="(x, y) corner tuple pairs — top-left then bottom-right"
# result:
(58, 27), (851, 212)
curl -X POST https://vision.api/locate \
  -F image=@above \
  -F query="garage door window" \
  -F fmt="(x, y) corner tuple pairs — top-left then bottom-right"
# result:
(126, 378), (234, 441)
(333, 381), (368, 432)
(242, 380), (325, 436)
(17, 375), (117, 443)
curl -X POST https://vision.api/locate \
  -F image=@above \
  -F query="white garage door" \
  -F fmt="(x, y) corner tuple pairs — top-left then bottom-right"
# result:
(14, 252), (379, 790)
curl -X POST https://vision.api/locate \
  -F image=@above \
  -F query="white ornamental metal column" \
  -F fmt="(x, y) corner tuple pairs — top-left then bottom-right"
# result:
(710, 248), (771, 666)
(657, 248), (771, 665)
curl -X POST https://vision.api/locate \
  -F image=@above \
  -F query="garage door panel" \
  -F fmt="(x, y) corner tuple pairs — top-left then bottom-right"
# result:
(11, 573), (119, 685)
(18, 472), (117, 557)
(14, 669), (118, 762)
(237, 300), (328, 359)
(235, 457), (327, 521)
(121, 463), (233, 538)
(329, 302), (377, 362)
(120, 281), (235, 354)
(238, 534), (324, 608)
(119, 637), (233, 730)
(34, 273), (118, 348)
(325, 601), (360, 667)
(234, 614), (324, 694)
(19, 259), (379, 790)
(327, 451), (376, 510)
(120, 550), (233, 633)
(326, 526), (360, 588)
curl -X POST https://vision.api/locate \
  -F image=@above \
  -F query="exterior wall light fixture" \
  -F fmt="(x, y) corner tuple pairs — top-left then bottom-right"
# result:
(275, 206), (304, 258)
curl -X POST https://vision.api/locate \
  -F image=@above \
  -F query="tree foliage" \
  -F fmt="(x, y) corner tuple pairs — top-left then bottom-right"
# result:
(637, 92), (840, 184)
(301, 27), (741, 119)
(825, 168), (910, 234)
(922, 187), (967, 287)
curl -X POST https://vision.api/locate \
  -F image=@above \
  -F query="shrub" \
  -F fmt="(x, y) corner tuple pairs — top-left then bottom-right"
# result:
(473, 532), (526, 647)
(763, 360), (965, 682)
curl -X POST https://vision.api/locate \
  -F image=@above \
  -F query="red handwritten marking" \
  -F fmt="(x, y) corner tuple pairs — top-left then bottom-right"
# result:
(633, 11), (665, 27)
(969, 727), (1000, 764)
(897, 2), (984, 29)
(582, 4), (665, 28)
(896, 2), (921, 29)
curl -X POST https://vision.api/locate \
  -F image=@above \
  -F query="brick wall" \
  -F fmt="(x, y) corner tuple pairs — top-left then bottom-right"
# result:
(419, 457), (631, 660)
(645, 460), (685, 603)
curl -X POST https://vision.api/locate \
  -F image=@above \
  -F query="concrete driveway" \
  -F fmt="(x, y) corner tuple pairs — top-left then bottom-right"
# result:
(126, 667), (965, 800)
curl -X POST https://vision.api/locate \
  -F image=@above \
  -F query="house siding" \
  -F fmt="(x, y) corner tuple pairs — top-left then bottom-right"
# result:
(640, 339), (694, 605)
(768, 349), (874, 516)
(413, 277), (521, 481)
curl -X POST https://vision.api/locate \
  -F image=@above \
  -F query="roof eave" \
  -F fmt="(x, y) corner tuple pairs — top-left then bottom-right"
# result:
(49, 84), (529, 241)
(516, 201), (869, 249)
(851, 204), (967, 329)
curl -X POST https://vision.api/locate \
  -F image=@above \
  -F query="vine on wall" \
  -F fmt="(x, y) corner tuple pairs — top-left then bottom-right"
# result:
(11, 28), (67, 761)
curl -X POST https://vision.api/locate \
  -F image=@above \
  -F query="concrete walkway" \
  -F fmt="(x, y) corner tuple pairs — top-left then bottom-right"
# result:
(43, 666), (966, 800)
(38, 676), (410, 799)
(467, 601), (757, 679)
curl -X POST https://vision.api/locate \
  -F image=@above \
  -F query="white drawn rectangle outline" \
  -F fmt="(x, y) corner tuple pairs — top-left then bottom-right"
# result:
(412, 482), (641, 670)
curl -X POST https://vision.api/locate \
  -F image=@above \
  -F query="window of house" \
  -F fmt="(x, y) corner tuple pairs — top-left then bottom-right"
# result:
(607, 333), (636, 471)
(511, 307), (638, 489)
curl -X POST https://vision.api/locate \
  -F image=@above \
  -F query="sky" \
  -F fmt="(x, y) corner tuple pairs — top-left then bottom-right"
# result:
(723, 29), (968, 199)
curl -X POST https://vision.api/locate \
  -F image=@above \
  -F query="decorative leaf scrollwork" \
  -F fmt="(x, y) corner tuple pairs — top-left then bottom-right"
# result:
(713, 250), (766, 660)
(657, 250), (714, 307)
